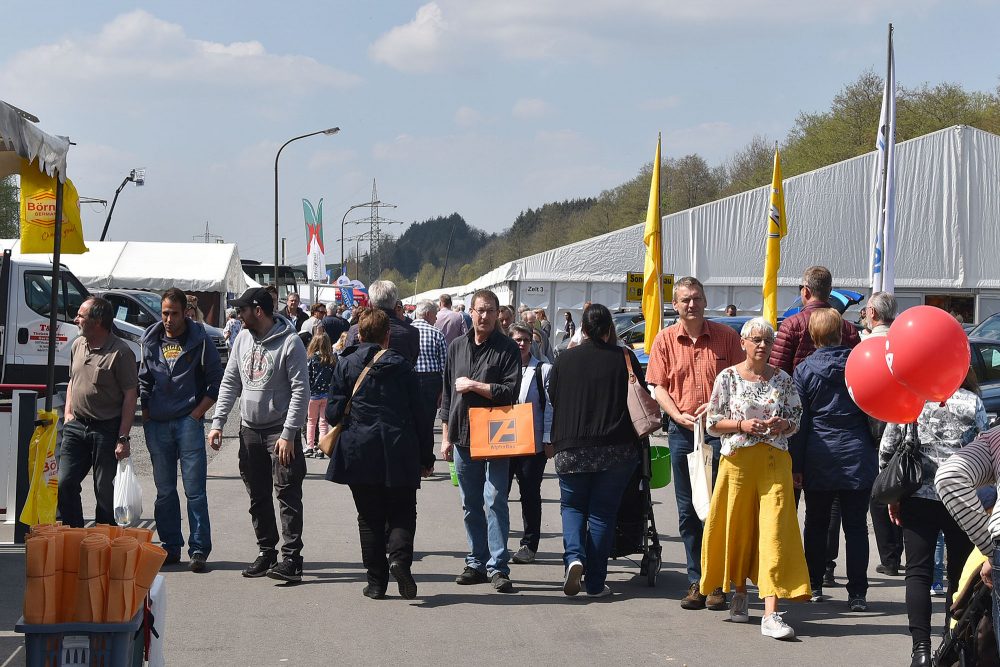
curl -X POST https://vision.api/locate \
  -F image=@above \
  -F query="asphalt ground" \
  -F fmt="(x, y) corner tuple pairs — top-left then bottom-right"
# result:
(0, 410), (948, 666)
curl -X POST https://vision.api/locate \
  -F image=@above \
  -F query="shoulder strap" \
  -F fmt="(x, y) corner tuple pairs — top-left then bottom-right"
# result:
(534, 363), (546, 411)
(623, 347), (635, 378)
(343, 349), (388, 419)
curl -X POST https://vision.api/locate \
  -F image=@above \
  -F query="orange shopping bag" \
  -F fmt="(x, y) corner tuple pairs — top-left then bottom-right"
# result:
(468, 403), (538, 459)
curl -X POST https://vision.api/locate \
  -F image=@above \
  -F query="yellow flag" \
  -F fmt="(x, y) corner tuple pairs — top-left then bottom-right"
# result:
(642, 134), (662, 354)
(762, 148), (786, 327)
(19, 158), (89, 254)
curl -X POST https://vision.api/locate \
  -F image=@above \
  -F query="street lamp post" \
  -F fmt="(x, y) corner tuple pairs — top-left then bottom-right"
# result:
(341, 201), (379, 276)
(99, 168), (145, 241)
(274, 127), (340, 274)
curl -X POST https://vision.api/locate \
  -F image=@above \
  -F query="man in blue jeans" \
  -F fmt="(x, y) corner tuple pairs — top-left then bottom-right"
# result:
(139, 287), (223, 572)
(439, 289), (521, 594)
(646, 277), (744, 610)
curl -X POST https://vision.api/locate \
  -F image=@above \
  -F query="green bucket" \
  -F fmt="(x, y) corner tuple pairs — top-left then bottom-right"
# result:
(649, 445), (671, 489)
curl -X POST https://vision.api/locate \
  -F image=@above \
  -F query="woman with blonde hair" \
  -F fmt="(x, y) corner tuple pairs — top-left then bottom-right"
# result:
(702, 317), (809, 640)
(304, 330), (336, 459)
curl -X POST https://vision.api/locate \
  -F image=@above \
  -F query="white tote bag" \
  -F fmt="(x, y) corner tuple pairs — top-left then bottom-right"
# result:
(687, 416), (713, 521)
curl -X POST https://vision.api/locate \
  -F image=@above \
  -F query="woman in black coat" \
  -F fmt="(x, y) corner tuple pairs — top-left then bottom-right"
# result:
(549, 304), (642, 598)
(790, 309), (876, 611)
(326, 308), (434, 600)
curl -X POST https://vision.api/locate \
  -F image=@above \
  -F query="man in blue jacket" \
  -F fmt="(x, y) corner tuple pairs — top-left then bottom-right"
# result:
(139, 287), (224, 573)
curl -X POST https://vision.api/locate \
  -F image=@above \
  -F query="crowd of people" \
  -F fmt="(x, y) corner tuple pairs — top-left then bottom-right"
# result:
(54, 267), (1000, 663)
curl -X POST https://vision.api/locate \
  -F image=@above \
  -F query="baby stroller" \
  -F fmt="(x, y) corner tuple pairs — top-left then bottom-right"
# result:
(611, 437), (663, 586)
(935, 565), (999, 667)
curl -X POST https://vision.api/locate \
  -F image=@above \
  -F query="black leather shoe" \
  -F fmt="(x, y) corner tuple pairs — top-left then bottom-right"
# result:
(454, 566), (488, 585)
(909, 640), (931, 667)
(242, 551), (277, 578)
(390, 561), (418, 599)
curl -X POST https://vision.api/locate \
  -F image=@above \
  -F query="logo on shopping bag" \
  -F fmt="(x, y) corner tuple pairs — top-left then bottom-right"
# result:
(488, 418), (518, 448)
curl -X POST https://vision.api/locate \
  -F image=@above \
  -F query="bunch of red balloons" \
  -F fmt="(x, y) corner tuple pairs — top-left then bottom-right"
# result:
(845, 305), (970, 423)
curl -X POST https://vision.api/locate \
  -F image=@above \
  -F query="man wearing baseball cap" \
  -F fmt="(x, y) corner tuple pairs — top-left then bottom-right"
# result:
(208, 287), (309, 582)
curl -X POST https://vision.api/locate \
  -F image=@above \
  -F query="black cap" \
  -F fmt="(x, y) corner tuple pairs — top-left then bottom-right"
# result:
(230, 287), (273, 315)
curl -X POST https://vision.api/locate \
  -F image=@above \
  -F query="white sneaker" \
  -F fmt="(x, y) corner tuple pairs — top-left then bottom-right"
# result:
(587, 585), (612, 598)
(730, 591), (749, 623)
(761, 612), (795, 640)
(563, 561), (584, 596)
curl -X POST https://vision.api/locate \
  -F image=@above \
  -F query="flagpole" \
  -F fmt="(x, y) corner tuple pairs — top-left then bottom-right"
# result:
(873, 23), (893, 294)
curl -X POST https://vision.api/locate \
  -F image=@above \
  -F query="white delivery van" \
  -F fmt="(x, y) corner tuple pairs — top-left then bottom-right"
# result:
(0, 249), (141, 386)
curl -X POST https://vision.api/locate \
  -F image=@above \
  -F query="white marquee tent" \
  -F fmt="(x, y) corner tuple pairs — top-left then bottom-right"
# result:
(434, 124), (1000, 323)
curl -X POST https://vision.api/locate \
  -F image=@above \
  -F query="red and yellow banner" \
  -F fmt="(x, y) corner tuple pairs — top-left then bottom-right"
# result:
(19, 158), (88, 254)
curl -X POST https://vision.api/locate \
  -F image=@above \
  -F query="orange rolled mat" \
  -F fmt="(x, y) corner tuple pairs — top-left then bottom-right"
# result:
(59, 528), (87, 623)
(23, 534), (59, 624)
(122, 527), (153, 543)
(75, 534), (110, 623)
(106, 537), (139, 623)
(86, 525), (112, 539)
(131, 542), (166, 619)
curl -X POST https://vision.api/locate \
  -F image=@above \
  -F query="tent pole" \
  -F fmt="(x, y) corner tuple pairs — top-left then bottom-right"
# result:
(45, 175), (64, 412)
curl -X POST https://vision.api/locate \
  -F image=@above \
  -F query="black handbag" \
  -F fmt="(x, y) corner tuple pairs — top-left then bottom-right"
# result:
(871, 422), (924, 504)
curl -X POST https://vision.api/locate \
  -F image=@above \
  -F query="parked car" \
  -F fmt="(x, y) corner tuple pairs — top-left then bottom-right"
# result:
(969, 336), (1000, 423)
(93, 289), (229, 364)
(970, 313), (1000, 341)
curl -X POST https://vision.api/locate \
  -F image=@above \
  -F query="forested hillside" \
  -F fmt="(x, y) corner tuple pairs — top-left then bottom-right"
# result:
(363, 71), (1000, 297)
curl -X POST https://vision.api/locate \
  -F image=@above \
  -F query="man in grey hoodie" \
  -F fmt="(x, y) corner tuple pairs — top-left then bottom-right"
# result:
(208, 287), (309, 582)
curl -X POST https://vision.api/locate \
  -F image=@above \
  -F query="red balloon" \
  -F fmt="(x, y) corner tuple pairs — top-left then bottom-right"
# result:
(845, 337), (925, 423)
(886, 305), (971, 402)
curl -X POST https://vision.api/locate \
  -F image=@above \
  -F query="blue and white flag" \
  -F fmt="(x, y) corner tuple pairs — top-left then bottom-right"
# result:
(870, 25), (896, 294)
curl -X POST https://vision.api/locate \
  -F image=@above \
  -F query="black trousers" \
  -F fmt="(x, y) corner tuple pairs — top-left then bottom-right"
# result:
(899, 496), (974, 645)
(507, 452), (547, 552)
(804, 488), (871, 597)
(349, 484), (417, 587)
(57, 418), (120, 527)
(238, 426), (306, 562)
(415, 372), (442, 432)
(795, 488), (841, 572)
(871, 498), (905, 568)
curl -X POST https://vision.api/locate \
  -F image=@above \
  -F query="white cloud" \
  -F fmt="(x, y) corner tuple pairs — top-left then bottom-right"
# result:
(455, 106), (484, 127)
(512, 98), (552, 119)
(0, 10), (360, 100)
(370, 0), (940, 72)
(369, 3), (449, 73)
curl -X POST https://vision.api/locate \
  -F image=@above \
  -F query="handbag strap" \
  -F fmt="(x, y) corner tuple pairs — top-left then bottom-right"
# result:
(343, 349), (388, 419)
(623, 347), (636, 381)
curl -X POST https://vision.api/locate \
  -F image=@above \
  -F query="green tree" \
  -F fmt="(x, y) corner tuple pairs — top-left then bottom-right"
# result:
(0, 175), (19, 238)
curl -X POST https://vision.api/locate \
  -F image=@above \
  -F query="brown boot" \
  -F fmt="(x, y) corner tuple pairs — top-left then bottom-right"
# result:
(706, 587), (727, 610)
(680, 583), (706, 610)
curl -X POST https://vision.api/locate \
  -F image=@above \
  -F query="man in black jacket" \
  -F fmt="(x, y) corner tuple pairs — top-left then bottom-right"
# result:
(439, 289), (521, 593)
(345, 281), (420, 365)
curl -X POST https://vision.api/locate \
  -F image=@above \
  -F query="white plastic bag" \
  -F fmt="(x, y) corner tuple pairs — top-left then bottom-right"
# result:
(113, 457), (143, 527)
(687, 417), (713, 522)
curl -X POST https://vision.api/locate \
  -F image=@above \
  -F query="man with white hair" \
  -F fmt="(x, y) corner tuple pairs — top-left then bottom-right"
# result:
(345, 280), (420, 364)
(412, 300), (448, 433)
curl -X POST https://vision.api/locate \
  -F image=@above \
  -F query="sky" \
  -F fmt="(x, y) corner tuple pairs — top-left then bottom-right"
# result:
(2, 1), (998, 267)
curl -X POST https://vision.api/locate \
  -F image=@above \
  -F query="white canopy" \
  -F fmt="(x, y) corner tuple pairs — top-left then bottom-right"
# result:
(0, 239), (250, 296)
(0, 99), (69, 180)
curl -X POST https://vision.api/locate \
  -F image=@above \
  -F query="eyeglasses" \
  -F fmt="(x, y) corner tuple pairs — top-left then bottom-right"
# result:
(473, 308), (497, 316)
(743, 336), (773, 346)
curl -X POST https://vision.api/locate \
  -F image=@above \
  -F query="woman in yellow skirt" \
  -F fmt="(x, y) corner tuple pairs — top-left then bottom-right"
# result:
(701, 317), (811, 640)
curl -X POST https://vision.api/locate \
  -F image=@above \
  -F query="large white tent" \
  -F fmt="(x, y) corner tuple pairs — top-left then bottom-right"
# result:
(0, 239), (250, 325)
(443, 124), (1000, 322)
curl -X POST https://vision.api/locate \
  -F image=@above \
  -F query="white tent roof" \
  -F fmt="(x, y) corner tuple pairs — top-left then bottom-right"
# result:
(662, 124), (1000, 291)
(0, 99), (70, 180)
(0, 240), (249, 295)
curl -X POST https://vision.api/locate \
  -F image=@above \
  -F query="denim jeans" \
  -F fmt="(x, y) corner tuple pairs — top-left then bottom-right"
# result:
(667, 420), (721, 584)
(453, 445), (510, 576)
(144, 416), (211, 558)
(558, 457), (638, 595)
(57, 418), (120, 527)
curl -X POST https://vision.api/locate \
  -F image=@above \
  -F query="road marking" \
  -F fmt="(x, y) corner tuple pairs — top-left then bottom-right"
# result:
(1, 646), (23, 667)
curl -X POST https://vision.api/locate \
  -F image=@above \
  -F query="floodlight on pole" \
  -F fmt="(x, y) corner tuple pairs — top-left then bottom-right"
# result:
(99, 168), (146, 241)
(273, 127), (340, 274)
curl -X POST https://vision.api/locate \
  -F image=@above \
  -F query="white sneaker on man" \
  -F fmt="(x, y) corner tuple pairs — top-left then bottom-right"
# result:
(730, 591), (749, 623)
(760, 612), (795, 640)
(563, 561), (584, 596)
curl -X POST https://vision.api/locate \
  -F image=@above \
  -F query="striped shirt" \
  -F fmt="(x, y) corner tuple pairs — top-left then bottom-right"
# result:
(935, 426), (1000, 556)
(413, 319), (447, 374)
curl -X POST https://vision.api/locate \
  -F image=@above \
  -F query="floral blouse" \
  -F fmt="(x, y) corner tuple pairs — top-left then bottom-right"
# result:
(706, 366), (803, 457)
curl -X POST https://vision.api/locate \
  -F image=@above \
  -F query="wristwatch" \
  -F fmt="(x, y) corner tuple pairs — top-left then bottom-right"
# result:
(117, 435), (131, 444)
